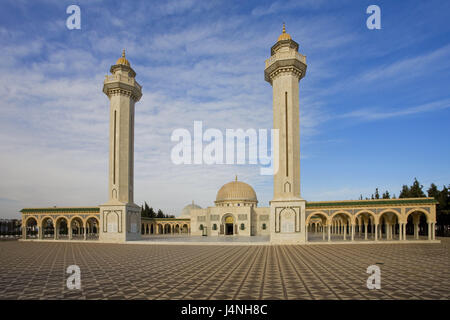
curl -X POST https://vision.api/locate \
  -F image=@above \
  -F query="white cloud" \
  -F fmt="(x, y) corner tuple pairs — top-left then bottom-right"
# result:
(1, 1), (448, 219)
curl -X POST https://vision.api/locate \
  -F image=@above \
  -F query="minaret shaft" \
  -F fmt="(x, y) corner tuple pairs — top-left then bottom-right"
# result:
(272, 74), (300, 199)
(107, 94), (135, 204)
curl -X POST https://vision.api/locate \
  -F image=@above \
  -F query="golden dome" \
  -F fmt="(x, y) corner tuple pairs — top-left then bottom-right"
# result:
(215, 177), (258, 204)
(277, 23), (292, 41)
(116, 49), (130, 67)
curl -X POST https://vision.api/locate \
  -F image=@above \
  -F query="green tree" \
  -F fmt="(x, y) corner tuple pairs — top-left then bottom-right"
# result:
(399, 185), (411, 198)
(409, 178), (426, 198)
(156, 209), (165, 218)
(427, 183), (439, 199)
(374, 188), (380, 199)
(437, 185), (449, 210)
(382, 190), (391, 199)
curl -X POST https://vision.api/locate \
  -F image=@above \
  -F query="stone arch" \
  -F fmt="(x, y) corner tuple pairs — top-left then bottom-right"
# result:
(354, 210), (376, 223)
(106, 211), (119, 233)
(353, 210), (376, 240)
(86, 217), (99, 239)
(279, 208), (295, 233)
(377, 210), (402, 241)
(306, 212), (329, 225)
(222, 213), (235, 235)
(55, 216), (69, 239)
(306, 212), (328, 242)
(405, 208), (431, 222)
(41, 216), (55, 239)
(70, 216), (84, 239)
(284, 182), (291, 193)
(25, 216), (38, 239)
(221, 213), (235, 224)
(378, 209), (402, 223)
(330, 211), (353, 225)
(405, 209), (430, 240)
(330, 211), (353, 241)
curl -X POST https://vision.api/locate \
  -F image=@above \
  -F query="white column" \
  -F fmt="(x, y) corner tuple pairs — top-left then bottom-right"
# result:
(375, 224), (378, 241)
(433, 223), (436, 240)
(327, 225), (331, 242)
(351, 224), (354, 241)
(403, 223), (406, 240)
(428, 222), (431, 240)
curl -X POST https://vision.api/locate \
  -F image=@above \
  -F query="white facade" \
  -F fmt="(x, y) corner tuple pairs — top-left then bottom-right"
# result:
(189, 178), (270, 237)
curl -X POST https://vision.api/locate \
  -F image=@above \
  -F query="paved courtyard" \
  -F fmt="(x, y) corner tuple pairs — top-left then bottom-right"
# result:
(0, 239), (448, 300)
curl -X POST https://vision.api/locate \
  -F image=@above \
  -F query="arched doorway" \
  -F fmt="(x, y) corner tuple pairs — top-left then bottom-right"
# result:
(41, 217), (54, 239)
(56, 217), (68, 240)
(280, 208), (295, 233)
(224, 215), (234, 235)
(330, 212), (352, 241)
(70, 217), (84, 240)
(25, 217), (38, 239)
(406, 210), (429, 240)
(306, 213), (328, 242)
(354, 211), (376, 240)
(86, 217), (99, 240)
(378, 211), (401, 241)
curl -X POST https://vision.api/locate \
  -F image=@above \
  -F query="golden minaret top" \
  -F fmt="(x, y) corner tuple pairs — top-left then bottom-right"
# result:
(277, 22), (292, 41)
(116, 49), (130, 67)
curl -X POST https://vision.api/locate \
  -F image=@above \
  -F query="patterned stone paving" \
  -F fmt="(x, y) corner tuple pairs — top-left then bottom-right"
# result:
(0, 239), (448, 300)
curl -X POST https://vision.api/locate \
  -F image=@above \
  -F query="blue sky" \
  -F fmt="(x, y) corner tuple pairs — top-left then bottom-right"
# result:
(1, 0), (449, 218)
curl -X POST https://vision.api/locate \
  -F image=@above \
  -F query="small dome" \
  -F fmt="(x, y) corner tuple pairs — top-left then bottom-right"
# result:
(277, 23), (292, 41)
(116, 49), (130, 67)
(216, 177), (258, 204)
(180, 201), (202, 218)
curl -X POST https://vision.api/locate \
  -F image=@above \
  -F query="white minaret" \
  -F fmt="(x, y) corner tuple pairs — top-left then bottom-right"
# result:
(265, 24), (308, 244)
(99, 50), (142, 242)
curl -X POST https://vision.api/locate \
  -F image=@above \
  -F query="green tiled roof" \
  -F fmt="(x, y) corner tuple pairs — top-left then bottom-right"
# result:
(141, 217), (190, 221)
(306, 198), (437, 209)
(20, 207), (100, 213)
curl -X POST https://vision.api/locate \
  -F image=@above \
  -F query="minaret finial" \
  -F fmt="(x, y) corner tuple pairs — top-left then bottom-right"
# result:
(235, 175), (238, 181)
(282, 22), (286, 33)
(122, 49), (126, 58)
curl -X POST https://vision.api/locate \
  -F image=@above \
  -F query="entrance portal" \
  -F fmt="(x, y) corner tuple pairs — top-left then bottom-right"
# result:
(225, 216), (234, 235)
